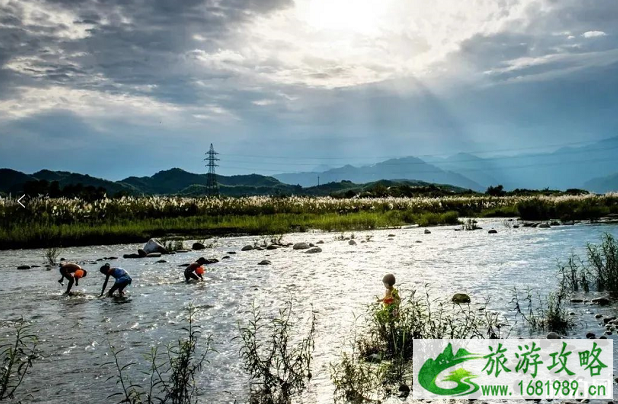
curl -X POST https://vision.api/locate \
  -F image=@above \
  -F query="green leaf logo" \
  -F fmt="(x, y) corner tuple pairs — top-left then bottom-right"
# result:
(418, 343), (482, 396)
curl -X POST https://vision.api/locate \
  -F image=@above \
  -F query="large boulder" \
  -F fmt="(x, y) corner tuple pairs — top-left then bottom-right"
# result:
(293, 242), (311, 250)
(451, 293), (471, 304)
(192, 242), (206, 250)
(144, 238), (167, 254)
(592, 296), (611, 306)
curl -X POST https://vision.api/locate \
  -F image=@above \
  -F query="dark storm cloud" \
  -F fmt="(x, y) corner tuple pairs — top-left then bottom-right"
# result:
(0, 0), (292, 105)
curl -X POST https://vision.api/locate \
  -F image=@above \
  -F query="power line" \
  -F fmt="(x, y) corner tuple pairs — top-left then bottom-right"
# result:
(220, 137), (611, 161)
(219, 143), (618, 169)
(219, 155), (618, 175)
(204, 143), (220, 196)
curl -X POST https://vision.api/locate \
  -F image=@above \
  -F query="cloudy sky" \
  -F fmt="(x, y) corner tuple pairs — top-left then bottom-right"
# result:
(1, 0), (617, 180)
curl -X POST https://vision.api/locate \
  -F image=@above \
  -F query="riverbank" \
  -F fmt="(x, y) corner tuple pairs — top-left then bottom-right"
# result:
(1, 194), (616, 249)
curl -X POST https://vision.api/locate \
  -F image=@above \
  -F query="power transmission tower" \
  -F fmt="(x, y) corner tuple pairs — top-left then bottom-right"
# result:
(204, 143), (220, 196)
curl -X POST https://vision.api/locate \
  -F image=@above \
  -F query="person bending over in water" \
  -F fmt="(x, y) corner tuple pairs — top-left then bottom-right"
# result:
(184, 257), (207, 282)
(58, 263), (87, 295)
(378, 273), (401, 320)
(100, 263), (132, 297)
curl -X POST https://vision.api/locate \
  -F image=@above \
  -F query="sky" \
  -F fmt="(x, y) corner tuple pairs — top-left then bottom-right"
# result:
(1, 0), (617, 180)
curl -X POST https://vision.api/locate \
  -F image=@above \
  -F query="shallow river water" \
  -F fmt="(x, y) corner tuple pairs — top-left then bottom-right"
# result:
(1, 219), (618, 403)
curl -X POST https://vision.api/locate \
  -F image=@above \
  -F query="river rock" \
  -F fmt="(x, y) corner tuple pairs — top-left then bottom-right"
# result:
(603, 316), (616, 324)
(255, 247), (264, 251)
(222, 256), (230, 259)
(546, 332), (561, 339)
(415, 240), (422, 243)
(156, 260), (167, 263)
(605, 330), (613, 335)
(144, 238), (167, 254)
(205, 258), (219, 264)
(488, 229), (498, 234)
(123, 253), (141, 259)
(388, 234), (396, 237)
(17, 265), (30, 270)
(399, 384), (410, 398)
(424, 229), (431, 234)
(138, 249), (147, 257)
(107, 256), (118, 260)
(147, 252), (162, 258)
(452, 293), (471, 304)
(293, 242), (311, 250)
(241, 245), (254, 251)
(316, 240), (324, 244)
(175, 250), (189, 253)
(570, 298), (584, 303)
(258, 260), (271, 265)
(305, 247), (322, 254)
(227, 251), (236, 254)
(595, 313), (604, 319)
(592, 297), (611, 306)
(348, 240), (357, 246)
(550, 221), (561, 226)
(192, 242), (206, 250)
(586, 332), (596, 339)
(266, 244), (279, 250)
(513, 225), (520, 228)
(539, 223), (551, 228)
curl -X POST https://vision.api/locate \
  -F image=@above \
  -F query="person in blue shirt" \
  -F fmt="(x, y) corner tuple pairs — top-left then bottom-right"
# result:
(99, 263), (132, 297)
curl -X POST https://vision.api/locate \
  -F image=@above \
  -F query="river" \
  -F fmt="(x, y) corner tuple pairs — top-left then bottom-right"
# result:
(1, 219), (617, 403)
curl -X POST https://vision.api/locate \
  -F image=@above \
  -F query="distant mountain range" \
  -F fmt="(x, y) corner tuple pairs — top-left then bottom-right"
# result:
(274, 156), (484, 190)
(585, 173), (618, 194)
(274, 135), (618, 191)
(0, 168), (469, 197)
(2, 135), (617, 196)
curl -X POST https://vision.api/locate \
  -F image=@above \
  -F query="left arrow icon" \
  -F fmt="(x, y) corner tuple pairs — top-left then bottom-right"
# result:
(18, 195), (26, 208)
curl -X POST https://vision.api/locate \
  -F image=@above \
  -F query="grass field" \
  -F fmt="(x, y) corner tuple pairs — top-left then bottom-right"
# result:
(1, 194), (616, 249)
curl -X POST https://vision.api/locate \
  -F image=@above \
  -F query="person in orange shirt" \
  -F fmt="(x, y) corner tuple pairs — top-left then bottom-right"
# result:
(184, 257), (207, 282)
(58, 262), (87, 295)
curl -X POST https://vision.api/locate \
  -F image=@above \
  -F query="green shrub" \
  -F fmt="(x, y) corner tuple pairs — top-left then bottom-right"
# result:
(237, 302), (316, 404)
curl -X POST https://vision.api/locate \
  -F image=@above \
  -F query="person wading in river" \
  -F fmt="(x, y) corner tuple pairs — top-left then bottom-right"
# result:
(58, 262), (87, 295)
(184, 257), (207, 282)
(99, 263), (132, 297)
(377, 273), (401, 321)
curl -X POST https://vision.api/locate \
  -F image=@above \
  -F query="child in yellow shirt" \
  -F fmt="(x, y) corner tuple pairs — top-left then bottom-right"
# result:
(378, 273), (400, 319)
